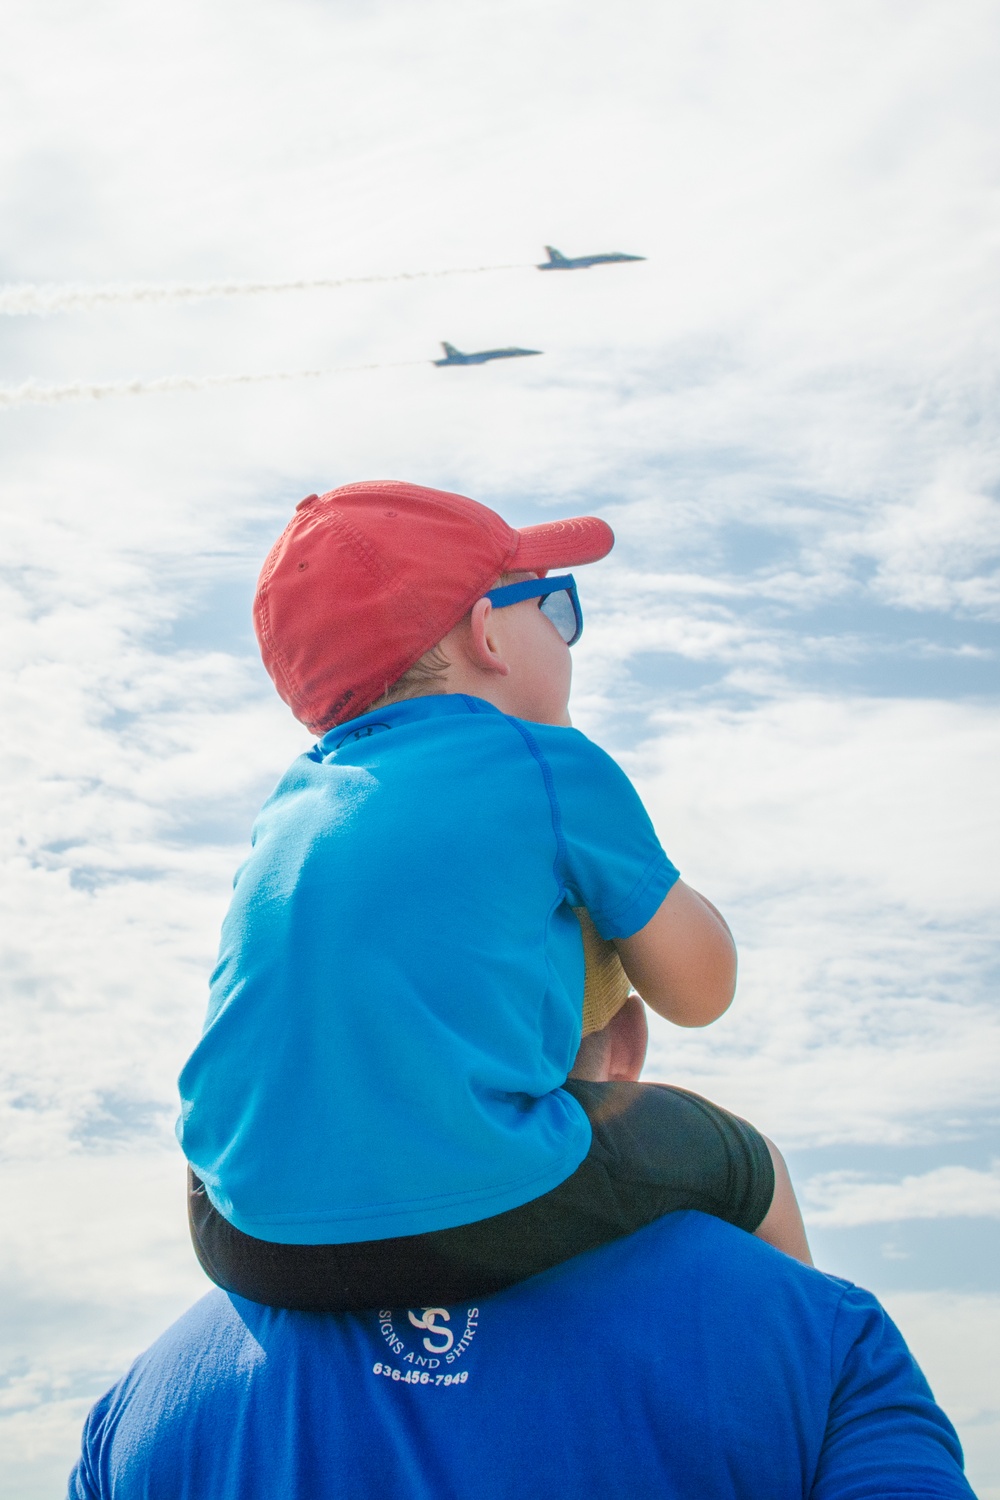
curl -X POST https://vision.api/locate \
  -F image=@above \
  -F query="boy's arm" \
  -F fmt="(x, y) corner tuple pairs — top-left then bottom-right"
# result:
(614, 880), (736, 1027)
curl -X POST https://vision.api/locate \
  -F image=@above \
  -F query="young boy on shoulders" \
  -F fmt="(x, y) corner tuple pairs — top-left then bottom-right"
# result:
(178, 480), (809, 1311)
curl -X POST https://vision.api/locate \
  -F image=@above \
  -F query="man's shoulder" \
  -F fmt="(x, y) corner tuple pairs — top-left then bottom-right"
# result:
(526, 1209), (851, 1328)
(120, 1291), (251, 1394)
(147, 1213), (853, 1347)
(112, 1214), (848, 1375)
(93, 1218), (857, 1404)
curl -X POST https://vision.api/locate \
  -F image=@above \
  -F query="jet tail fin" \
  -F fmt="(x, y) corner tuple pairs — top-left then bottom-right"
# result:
(544, 246), (567, 264)
(441, 342), (460, 357)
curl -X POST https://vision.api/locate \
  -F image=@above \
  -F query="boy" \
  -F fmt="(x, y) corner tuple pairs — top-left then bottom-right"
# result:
(178, 480), (809, 1311)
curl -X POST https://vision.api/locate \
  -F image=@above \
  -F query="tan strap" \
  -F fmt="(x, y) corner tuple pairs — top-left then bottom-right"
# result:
(573, 907), (632, 1036)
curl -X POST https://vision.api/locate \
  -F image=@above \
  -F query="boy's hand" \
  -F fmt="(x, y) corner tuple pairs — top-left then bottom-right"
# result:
(613, 881), (736, 1028)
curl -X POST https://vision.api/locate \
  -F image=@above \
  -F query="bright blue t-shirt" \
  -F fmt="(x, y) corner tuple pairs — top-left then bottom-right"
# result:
(177, 695), (677, 1243)
(68, 1213), (973, 1500)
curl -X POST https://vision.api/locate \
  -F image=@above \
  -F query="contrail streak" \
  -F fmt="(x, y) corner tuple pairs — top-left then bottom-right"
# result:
(0, 361), (427, 408)
(0, 265), (532, 317)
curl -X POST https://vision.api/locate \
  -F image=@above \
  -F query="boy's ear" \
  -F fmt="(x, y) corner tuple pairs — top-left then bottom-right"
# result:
(466, 597), (511, 678)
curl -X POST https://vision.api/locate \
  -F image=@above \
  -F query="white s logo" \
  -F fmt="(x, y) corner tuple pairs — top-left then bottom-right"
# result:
(408, 1306), (454, 1354)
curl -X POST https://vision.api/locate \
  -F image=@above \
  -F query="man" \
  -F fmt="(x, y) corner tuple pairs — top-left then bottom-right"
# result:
(69, 996), (974, 1499)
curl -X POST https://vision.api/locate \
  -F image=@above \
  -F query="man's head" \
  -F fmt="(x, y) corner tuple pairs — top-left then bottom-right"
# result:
(253, 481), (614, 734)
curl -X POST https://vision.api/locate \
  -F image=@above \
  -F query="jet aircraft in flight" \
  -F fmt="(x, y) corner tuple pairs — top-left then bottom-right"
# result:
(537, 245), (645, 271)
(433, 341), (542, 366)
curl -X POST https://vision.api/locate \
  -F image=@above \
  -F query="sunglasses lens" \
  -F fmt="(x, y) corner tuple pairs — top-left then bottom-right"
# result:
(539, 588), (578, 644)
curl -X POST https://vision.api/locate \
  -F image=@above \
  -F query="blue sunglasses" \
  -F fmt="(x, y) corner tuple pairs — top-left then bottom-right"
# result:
(484, 574), (583, 646)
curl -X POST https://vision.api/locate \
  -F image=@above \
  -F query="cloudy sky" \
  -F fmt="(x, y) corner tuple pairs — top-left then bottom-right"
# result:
(1, 0), (998, 1494)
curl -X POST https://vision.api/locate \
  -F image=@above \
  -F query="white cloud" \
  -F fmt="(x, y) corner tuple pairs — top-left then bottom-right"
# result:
(629, 694), (998, 1144)
(632, 695), (1000, 912)
(803, 1163), (1000, 1227)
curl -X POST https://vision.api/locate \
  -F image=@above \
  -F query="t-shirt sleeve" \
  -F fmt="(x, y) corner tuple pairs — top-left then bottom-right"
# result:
(811, 1283), (974, 1500)
(66, 1460), (97, 1500)
(528, 725), (679, 940)
(66, 1390), (111, 1500)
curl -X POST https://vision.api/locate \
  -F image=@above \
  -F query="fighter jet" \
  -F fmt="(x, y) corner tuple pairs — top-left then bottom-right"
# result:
(433, 341), (542, 367)
(537, 245), (645, 271)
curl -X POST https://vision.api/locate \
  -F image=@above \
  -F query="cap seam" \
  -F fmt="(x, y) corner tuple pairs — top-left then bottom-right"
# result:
(324, 508), (441, 641)
(263, 505), (446, 719)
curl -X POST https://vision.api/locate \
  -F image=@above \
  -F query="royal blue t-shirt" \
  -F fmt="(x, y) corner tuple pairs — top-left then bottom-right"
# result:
(68, 1213), (973, 1500)
(177, 695), (677, 1242)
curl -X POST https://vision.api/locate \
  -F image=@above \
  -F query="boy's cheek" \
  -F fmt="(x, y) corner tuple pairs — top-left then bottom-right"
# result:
(532, 651), (573, 726)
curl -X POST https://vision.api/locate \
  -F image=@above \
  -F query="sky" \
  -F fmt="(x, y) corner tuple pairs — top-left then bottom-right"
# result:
(0, 0), (998, 1493)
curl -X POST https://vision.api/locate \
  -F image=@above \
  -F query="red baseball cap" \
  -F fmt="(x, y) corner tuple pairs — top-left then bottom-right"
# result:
(254, 480), (614, 734)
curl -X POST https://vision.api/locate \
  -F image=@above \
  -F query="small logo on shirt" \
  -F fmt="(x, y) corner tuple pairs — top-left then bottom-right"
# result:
(408, 1307), (454, 1353)
(336, 722), (391, 746)
(373, 1305), (480, 1386)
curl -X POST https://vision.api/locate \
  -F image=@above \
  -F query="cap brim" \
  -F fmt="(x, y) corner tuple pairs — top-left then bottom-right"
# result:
(509, 516), (614, 572)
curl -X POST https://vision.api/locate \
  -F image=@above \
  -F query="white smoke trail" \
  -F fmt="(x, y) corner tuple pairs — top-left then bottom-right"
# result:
(0, 264), (532, 317)
(0, 361), (427, 407)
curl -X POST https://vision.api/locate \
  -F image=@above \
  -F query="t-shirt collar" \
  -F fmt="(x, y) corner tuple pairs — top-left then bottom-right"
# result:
(318, 693), (498, 751)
